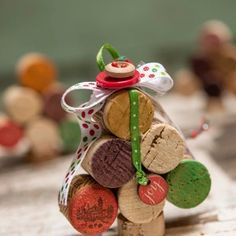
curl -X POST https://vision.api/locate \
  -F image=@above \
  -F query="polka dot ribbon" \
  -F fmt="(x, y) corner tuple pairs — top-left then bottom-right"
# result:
(129, 89), (148, 185)
(59, 82), (109, 205)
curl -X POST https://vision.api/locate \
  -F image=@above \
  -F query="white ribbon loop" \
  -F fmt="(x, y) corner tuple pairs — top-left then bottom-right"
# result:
(61, 82), (107, 116)
(137, 62), (173, 95)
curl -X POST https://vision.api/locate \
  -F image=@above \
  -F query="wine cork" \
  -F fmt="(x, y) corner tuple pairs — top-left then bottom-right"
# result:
(3, 86), (43, 125)
(118, 178), (165, 224)
(141, 123), (185, 174)
(59, 174), (95, 218)
(0, 135), (30, 159)
(0, 117), (24, 148)
(59, 175), (118, 235)
(16, 53), (57, 93)
(118, 212), (165, 236)
(43, 85), (72, 122)
(25, 117), (61, 161)
(82, 136), (135, 188)
(101, 89), (154, 140)
(59, 119), (81, 153)
(166, 159), (211, 208)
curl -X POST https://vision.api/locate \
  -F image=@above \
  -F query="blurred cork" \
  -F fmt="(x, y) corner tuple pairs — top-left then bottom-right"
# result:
(25, 117), (61, 161)
(141, 123), (185, 174)
(16, 53), (57, 93)
(3, 86), (43, 125)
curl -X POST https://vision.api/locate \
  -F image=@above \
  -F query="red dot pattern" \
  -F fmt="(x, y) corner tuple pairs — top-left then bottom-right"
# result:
(138, 63), (167, 82)
(89, 130), (95, 136)
(94, 124), (99, 129)
(82, 123), (88, 128)
(88, 109), (94, 115)
(77, 153), (82, 159)
(59, 99), (104, 205)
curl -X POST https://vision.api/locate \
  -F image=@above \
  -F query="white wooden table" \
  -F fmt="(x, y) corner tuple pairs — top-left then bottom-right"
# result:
(1, 93), (236, 236)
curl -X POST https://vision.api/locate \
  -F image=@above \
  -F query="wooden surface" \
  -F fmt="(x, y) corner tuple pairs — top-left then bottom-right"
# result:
(118, 212), (165, 236)
(1, 93), (236, 235)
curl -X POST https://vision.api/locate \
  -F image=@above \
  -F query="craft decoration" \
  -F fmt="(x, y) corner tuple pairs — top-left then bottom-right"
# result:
(59, 43), (211, 235)
(100, 89), (154, 140)
(59, 174), (118, 235)
(0, 52), (78, 160)
(81, 136), (135, 188)
(59, 43), (174, 205)
(166, 159), (211, 208)
(138, 174), (168, 206)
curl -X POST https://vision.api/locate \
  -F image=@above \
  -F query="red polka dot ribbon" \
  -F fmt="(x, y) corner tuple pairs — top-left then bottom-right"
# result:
(59, 82), (109, 205)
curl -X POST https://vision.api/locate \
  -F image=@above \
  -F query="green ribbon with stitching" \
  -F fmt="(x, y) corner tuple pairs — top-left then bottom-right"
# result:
(129, 89), (148, 185)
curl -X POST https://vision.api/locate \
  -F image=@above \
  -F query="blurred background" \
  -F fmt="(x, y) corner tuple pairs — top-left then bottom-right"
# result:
(1, 0), (236, 90)
(1, 1), (236, 235)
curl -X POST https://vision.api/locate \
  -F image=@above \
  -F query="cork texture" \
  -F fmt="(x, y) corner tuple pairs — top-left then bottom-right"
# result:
(118, 178), (165, 224)
(118, 212), (165, 236)
(59, 175), (118, 235)
(102, 89), (154, 140)
(141, 123), (185, 174)
(3, 86), (43, 124)
(25, 117), (61, 160)
(166, 160), (211, 208)
(82, 136), (135, 188)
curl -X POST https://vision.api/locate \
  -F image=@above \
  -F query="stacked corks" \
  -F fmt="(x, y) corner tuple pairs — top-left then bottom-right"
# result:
(59, 51), (211, 236)
(0, 53), (80, 160)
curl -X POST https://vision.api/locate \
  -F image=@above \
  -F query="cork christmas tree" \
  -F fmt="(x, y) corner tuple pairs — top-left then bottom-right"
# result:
(58, 44), (211, 236)
(0, 53), (81, 160)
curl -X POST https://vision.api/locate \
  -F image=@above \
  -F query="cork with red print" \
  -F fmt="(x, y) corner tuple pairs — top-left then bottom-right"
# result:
(59, 174), (118, 235)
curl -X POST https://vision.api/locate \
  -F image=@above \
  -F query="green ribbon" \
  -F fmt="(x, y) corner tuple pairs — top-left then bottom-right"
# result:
(96, 43), (121, 71)
(129, 89), (148, 185)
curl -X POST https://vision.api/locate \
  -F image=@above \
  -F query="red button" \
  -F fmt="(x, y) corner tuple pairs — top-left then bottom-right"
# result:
(138, 174), (168, 205)
(96, 70), (140, 89)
